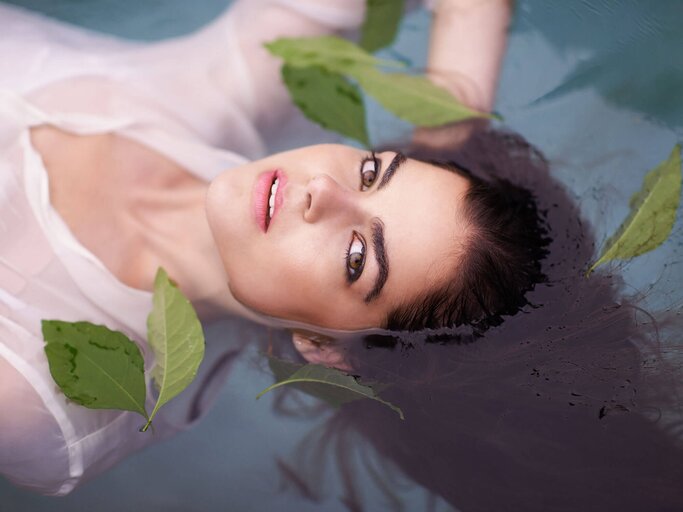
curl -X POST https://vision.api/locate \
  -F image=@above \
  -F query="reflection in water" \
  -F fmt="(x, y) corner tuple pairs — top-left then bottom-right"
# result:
(272, 128), (683, 512)
(519, 0), (683, 134)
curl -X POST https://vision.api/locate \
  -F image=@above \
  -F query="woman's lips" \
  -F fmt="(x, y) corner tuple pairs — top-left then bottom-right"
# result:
(253, 169), (286, 233)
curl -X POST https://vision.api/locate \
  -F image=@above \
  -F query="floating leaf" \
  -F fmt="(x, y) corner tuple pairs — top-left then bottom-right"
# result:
(588, 144), (682, 274)
(258, 358), (404, 420)
(42, 320), (148, 419)
(266, 35), (490, 128)
(142, 267), (205, 431)
(360, 0), (405, 52)
(282, 64), (369, 146)
(348, 67), (494, 126)
(264, 35), (405, 74)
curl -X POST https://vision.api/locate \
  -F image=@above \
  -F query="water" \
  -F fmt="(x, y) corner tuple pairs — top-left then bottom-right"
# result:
(2, 1), (683, 511)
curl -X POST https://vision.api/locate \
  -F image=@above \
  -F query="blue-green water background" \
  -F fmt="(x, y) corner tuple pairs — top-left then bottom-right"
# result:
(1, 0), (682, 511)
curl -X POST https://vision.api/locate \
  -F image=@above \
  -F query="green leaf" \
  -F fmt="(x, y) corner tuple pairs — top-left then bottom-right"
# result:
(348, 67), (494, 126)
(588, 144), (682, 275)
(264, 35), (405, 74)
(266, 353), (305, 384)
(282, 65), (370, 146)
(265, 35), (490, 128)
(142, 267), (205, 431)
(258, 357), (404, 420)
(360, 0), (405, 52)
(42, 320), (147, 419)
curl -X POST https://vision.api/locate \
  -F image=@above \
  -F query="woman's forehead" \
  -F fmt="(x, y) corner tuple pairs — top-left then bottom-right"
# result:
(376, 159), (472, 307)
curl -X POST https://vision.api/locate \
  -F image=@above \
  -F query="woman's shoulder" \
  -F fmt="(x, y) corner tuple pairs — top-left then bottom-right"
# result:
(0, 3), (141, 96)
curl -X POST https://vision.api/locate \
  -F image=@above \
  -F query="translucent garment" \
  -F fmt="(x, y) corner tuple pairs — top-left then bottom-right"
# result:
(0, 0), (433, 496)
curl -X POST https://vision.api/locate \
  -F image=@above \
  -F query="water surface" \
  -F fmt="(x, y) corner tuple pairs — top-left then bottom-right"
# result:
(2, 1), (682, 511)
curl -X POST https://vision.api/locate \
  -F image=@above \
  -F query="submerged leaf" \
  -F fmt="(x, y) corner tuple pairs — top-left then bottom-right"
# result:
(588, 144), (682, 274)
(348, 67), (493, 126)
(42, 320), (147, 418)
(282, 65), (370, 146)
(264, 35), (405, 73)
(142, 267), (205, 431)
(266, 354), (305, 384)
(258, 357), (404, 420)
(360, 0), (405, 52)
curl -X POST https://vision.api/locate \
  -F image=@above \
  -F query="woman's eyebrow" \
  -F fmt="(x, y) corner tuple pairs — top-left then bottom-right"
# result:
(364, 219), (389, 303)
(377, 152), (407, 190)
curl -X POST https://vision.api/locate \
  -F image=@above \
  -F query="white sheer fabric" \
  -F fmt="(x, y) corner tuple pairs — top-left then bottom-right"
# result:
(0, 0), (432, 495)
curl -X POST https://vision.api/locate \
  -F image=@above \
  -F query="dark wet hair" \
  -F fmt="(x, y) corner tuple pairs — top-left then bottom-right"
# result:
(385, 159), (549, 332)
(270, 126), (683, 512)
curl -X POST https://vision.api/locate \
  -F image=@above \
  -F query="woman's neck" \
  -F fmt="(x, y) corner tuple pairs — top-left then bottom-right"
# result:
(31, 124), (261, 325)
(128, 177), (265, 324)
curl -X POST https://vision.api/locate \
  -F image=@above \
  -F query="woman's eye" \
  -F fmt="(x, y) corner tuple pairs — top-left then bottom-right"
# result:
(346, 232), (366, 283)
(360, 154), (380, 191)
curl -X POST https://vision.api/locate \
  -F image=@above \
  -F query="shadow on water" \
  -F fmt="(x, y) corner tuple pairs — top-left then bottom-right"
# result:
(516, 0), (683, 134)
(272, 127), (683, 512)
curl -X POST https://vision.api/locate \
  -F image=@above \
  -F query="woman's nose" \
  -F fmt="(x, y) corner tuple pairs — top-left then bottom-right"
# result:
(304, 174), (361, 224)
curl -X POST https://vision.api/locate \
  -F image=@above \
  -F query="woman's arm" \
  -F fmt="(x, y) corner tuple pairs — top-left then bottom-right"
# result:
(425, 0), (512, 112)
(232, 0), (512, 144)
(160, 0), (502, 146)
(412, 0), (513, 149)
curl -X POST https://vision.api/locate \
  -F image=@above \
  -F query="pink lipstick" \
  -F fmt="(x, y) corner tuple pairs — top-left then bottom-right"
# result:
(253, 169), (286, 232)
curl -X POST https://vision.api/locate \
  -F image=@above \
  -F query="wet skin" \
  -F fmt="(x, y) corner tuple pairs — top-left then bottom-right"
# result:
(206, 143), (472, 331)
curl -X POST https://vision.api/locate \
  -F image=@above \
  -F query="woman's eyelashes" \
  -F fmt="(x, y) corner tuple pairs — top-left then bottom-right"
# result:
(359, 152), (381, 191)
(343, 153), (379, 285)
(345, 231), (366, 284)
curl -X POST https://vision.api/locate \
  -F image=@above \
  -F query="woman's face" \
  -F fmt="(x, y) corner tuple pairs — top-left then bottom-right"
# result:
(206, 143), (471, 330)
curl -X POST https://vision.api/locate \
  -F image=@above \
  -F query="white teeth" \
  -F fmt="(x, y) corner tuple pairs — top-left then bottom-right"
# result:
(267, 178), (279, 220)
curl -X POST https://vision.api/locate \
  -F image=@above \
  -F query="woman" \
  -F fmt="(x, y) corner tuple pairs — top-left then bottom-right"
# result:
(0, 0), (529, 496)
